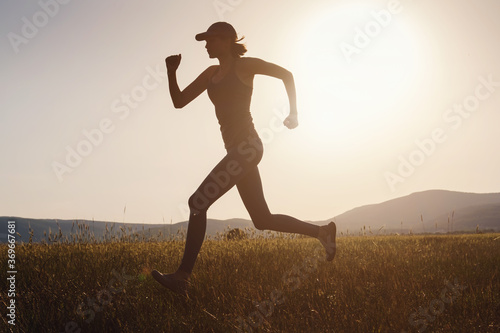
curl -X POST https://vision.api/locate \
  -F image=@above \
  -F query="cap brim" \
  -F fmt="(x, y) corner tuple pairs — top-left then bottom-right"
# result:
(195, 32), (215, 41)
(195, 31), (233, 41)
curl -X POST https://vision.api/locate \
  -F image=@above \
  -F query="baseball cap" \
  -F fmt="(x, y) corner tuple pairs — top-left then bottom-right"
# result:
(195, 22), (238, 41)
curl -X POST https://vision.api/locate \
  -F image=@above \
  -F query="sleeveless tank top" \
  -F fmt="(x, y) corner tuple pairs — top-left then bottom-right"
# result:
(207, 60), (259, 149)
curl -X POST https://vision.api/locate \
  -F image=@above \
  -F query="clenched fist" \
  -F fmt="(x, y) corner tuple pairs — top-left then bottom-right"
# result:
(165, 54), (181, 72)
(283, 114), (298, 129)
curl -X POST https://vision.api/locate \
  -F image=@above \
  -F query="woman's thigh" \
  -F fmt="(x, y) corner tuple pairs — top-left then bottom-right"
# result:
(235, 166), (272, 220)
(189, 138), (263, 213)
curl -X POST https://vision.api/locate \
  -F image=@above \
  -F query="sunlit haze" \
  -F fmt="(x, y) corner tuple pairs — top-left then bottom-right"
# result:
(1, 0), (499, 224)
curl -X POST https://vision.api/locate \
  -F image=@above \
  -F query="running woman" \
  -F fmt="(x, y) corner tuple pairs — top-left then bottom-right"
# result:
(152, 22), (336, 296)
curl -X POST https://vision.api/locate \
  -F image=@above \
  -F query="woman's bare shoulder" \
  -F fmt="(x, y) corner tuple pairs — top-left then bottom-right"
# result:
(236, 57), (267, 75)
(205, 65), (219, 74)
(238, 57), (265, 66)
(199, 65), (219, 80)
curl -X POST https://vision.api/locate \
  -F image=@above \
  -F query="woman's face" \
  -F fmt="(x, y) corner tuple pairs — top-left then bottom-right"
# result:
(205, 36), (231, 59)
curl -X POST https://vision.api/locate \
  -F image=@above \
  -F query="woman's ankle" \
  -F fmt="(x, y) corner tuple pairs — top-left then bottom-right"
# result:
(174, 269), (190, 281)
(317, 225), (326, 239)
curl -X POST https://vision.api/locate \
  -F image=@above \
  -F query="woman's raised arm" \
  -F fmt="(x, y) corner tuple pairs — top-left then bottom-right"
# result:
(166, 54), (216, 109)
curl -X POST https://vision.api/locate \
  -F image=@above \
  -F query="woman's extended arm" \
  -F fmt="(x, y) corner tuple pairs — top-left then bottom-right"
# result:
(165, 54), (215, 109)
(241, 57), (298, 129)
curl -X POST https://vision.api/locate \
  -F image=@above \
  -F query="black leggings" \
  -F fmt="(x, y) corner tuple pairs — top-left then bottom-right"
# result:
(178, 134), (320, 274)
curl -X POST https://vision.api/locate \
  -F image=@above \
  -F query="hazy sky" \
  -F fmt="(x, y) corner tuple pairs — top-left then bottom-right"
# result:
(1, 0), (499, 224)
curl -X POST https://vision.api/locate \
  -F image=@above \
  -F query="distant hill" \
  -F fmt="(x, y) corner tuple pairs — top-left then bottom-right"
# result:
(0, 217), (254, 244)
(323, 190), (500, 234)
(431, 203), (500, 232)
(2, 190), (500, 243)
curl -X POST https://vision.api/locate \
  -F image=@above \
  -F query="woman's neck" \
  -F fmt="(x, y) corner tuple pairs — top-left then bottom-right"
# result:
(218, 54), (235, 71)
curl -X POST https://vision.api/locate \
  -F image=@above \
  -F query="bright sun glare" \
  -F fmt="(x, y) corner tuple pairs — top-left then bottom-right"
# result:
(291, 4), (424, 152)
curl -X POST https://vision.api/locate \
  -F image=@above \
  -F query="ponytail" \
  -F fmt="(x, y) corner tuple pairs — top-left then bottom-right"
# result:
(231, 37), (247, 58)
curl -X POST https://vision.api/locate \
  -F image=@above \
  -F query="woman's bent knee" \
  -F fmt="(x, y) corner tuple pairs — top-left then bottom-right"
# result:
(252, 215), (272, 231)
(188, 192), (209, 215)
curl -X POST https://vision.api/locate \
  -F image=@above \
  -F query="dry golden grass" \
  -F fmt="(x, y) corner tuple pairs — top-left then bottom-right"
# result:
(1, 228), (499, 332)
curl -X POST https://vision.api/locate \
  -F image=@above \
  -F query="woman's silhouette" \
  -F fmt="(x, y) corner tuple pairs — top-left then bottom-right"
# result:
(152, 22), (336, 296)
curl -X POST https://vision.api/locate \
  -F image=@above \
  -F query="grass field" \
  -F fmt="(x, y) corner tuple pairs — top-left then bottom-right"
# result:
(1, 229), (499, 332)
